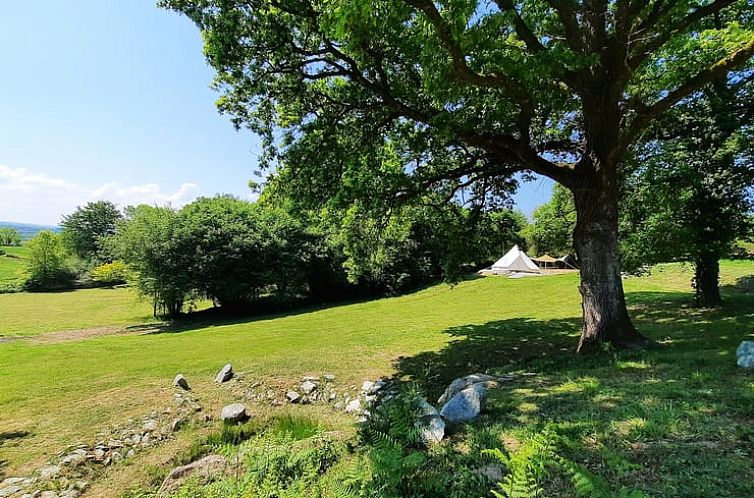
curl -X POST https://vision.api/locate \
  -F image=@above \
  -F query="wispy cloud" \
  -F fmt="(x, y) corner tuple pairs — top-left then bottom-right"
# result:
(0, 164), (201, 225)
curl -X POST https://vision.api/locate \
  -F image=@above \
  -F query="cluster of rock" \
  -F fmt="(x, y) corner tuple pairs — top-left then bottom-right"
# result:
(0, 378), (212, 498)
(414, 373), (510, 444)
(737, 341), (754, 368)
(216, 367), (393, 422)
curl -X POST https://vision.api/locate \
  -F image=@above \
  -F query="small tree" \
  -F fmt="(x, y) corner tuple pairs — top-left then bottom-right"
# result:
(622, 78), (754, 307)
(110, 205), (189, 317)
(0, 228), (22, 246)
(61, 201), (122, 261)
(175, 195), (309, 308)
(25, 231), (73, 291)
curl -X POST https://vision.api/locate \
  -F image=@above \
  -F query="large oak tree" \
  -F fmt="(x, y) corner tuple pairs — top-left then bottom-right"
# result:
(164, 0), (754, 352)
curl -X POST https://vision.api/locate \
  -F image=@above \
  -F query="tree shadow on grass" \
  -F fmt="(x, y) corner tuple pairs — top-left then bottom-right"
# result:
(0, 431), (30, 480)
(390, 288), (754, 497)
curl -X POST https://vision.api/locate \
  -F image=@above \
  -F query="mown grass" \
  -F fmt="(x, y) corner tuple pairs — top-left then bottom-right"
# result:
(1, 261), (753, 497)
(0, 287), (159, 337)
(0, 245), (29, 292)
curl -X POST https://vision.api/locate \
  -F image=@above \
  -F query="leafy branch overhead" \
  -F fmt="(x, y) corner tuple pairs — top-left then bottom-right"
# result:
(164, 0), (754, 200)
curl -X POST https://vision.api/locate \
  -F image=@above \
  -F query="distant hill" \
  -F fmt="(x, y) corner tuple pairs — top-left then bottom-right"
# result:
(0, 221), (60, 241)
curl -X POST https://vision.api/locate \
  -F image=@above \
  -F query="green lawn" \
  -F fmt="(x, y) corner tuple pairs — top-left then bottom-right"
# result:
(0, 245), (29, 291)
(0, 287), (159, 337)
(0, 261), (753, 497)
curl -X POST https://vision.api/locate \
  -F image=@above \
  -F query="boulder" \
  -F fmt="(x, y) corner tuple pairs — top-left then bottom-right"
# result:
(157, 455), (228, 498)
(440, 384), (487, 424)
(361, 380), (374, 393)
(323, 373), (336, 382)
(438, 374), (497, 405)
(215, 364), (234, 383)
(736, 341), (754, 368)
(172, 374), (190, 390)
(301, 380), (318, 394)
(737, 354), (754, 369)
(415, 414), (445, 444)
(286, 391), (301, 403)
(220, 403), (248, 424)
(415, 398), (439, 418)
(143, 419), (158, 432)
(736, 341), (754, 357)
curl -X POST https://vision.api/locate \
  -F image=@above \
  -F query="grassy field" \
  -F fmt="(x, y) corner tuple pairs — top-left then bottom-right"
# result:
(0, 261), (753, 496)
(0, 287), (160, 338)
(0, 245), (29, 291)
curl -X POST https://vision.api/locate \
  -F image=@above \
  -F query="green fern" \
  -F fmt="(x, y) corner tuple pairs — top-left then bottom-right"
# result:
(484, 427), (652, 498)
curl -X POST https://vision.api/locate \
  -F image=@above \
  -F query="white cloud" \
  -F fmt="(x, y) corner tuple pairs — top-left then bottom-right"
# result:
(0, 164), (201, 225)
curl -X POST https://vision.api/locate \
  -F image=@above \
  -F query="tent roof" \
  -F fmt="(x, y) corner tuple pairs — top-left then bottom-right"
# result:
(491, 245), (540, 273)
(532, 254), (559, 263)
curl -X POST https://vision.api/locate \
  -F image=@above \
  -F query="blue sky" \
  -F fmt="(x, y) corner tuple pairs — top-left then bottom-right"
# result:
(0, 0), (552, 225)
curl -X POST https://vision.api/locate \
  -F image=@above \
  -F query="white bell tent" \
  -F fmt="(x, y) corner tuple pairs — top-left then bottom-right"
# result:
(491, 245), (541, 273)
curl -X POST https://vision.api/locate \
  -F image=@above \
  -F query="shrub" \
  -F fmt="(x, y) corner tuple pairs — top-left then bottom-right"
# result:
(91, 260), (131, 286)
(24, 231), (75, 291)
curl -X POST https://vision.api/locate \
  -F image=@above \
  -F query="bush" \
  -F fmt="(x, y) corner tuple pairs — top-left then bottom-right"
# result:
(24, 231), (75, 291)
(0, 227), (22, 246)
(91, 260), (131, 286)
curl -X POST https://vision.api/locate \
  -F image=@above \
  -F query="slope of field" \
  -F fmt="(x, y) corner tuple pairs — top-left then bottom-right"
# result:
(0, 260), (753, 497)
(0, 245), (29, 291)
(0, 287), (159, 337)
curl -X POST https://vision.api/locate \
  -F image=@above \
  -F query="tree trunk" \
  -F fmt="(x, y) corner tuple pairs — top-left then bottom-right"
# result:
(693, 253), (722, 308)
(571, 181), (650, 353)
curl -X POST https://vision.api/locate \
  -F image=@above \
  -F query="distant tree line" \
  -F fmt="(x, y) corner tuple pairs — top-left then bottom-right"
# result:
(22, 195), (526, 313)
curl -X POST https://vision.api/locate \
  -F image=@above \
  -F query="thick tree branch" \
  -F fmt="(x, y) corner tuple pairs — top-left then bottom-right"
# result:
(622, 36), (754, 147)
(545, 0), (583, 53)
(404, 0), (533, 102)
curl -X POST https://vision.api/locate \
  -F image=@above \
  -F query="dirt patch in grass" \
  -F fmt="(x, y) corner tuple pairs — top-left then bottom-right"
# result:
(0, 325), (163, 345)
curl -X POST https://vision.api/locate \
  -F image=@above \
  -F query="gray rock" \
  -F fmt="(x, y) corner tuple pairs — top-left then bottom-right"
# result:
(157, 455), (228, 498)
(736, 341), (754, 368)
(143, 420), (158, 432)
(0, 486), (21, 498)
(323, 373), (336, 382)
(737, 354), (754, 368)
(301, 380), (318, 394)
(345, 398), (362, 413)
(215, 364), (233, 383)
(171, 418), (184, 432)
(286, 391), (301, 403)
(736, 341), (754, 357)
(415, 398), (439, 418)
(39, 465), (61, 480)
(173, 374), (190, 390)
(360, 381), (374, 393)
(111, 451), (123, 463)
(438, 374), (497, 405)
(61, 453), (86, 466)
(220, 403), (248, 424)
(440, 384), (487, 424)
(40, 492), (59, 498)
(415, 415), (445, 444)
(303, 376), (320, 382)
